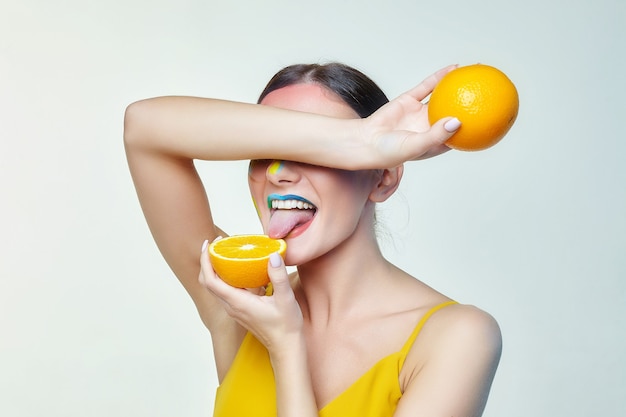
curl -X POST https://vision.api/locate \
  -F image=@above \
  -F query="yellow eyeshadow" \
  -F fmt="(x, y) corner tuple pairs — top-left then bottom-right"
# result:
(268, 160), (283, 175)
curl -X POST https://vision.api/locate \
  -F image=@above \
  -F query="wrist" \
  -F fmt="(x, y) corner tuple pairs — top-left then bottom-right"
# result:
(269, 332), (318, 417)
(341, 117), (384, 170)
(268, 332), (307, 369)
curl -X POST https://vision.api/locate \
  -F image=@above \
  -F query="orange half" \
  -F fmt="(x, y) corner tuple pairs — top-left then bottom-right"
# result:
(208, 234), (287, 288)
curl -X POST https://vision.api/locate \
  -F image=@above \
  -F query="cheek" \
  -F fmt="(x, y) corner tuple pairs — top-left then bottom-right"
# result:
(320, 173), (376, 228)
(335, 171), (376, 202)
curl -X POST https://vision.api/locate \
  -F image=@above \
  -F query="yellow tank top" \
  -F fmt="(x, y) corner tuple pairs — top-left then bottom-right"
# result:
(213, 300), (457, 417)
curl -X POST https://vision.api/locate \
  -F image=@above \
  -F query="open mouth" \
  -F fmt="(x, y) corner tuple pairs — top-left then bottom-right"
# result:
(267, 194), (317, 239)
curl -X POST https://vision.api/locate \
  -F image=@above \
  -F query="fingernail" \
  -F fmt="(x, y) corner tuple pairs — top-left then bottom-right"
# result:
(201, 239), (209, 253)
(444, 117), (461, 132)
(269, 252), (283, 268)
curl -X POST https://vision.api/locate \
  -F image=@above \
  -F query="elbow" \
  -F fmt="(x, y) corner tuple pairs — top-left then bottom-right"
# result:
(123, 99), (146, 148)
(124, 98), (164, 149)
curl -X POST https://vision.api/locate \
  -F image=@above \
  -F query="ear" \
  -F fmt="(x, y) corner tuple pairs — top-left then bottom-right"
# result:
(369, 165), (403, 203)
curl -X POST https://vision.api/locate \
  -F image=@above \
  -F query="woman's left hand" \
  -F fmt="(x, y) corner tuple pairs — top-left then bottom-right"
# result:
(199, 241), (304, 355)
(360, 65), (460, 165)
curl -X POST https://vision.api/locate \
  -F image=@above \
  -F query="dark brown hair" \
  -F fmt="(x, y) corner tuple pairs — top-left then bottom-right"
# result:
(257, 62), (389, 118)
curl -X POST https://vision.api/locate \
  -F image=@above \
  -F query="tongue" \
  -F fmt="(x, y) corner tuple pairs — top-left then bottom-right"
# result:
(268, 210), (315, 239)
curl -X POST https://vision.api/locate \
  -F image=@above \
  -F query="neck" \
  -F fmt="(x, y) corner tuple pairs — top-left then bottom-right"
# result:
(295, 226), (395, 327)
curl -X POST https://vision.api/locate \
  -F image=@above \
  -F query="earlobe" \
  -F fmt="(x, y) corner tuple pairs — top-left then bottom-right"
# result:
(369, 165), (403, 203)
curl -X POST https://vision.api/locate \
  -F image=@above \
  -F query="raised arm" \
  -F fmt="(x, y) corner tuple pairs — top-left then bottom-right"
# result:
(124, 97), (360, 165)
(124, 99), (243, 380)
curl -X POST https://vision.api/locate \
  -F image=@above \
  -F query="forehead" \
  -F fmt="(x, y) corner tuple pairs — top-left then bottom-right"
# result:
(260, 83), (359, 119)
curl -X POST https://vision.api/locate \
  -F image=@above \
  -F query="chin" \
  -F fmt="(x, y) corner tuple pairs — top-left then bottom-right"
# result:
(282, 243), (318, 268)
(283, 250), (305, 268)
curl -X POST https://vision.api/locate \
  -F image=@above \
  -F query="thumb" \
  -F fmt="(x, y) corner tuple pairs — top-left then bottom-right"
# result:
(423, 116), (461, 149)
(442, 117), (462, 135)
(405, 116), (461, 160)
(431, 116), (462, 143)
(267, 252), (292, 297)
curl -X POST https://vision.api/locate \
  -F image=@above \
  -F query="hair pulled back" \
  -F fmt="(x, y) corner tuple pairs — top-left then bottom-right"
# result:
(258, 62), (389, 118)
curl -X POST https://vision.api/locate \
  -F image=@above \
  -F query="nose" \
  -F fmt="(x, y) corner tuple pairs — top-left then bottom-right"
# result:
(266, 160), (301, 184)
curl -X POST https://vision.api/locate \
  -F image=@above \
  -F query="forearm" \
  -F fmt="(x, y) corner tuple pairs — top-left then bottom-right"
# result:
(124, 96), (364, 169)
(270, 334), (319, 417)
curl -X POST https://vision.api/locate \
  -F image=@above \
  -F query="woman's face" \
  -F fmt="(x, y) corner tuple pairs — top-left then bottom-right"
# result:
(248, 83), (381, 265)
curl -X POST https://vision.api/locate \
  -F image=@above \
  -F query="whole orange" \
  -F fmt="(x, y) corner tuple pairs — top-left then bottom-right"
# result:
(208, 234), (287, 288)
(428, 64), (519, 151)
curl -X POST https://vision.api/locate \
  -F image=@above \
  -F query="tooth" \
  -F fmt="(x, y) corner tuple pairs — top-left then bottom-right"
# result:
(270, 198), (316, 210)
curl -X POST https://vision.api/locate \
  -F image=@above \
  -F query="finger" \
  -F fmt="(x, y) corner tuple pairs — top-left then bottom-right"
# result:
(199, 235), (224, 279)
(199, 237), (250, 301)
(403, 64), (458, 101)
(405, 117), (460, 159)
(199, 238), (219, 287)
(266, 252), (293, 302)
(201, 260), (259, 317)
(198, 239), (212, 286)
(414, 143), (451, 160)
(245, 286), (267, 296)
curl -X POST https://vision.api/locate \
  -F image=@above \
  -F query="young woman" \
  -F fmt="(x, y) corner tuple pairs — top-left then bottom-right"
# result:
(124, 62), (502, 417)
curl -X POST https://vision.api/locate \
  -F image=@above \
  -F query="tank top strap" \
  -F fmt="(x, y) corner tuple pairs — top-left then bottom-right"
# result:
(398, 300), (458, 368)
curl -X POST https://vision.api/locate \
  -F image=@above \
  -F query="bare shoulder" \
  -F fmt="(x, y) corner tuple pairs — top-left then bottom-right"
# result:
(424, 303), (502, 357)
(436, 303), (500, 339)
(404, 302), (502, 382)
(396, 303), (502, 416)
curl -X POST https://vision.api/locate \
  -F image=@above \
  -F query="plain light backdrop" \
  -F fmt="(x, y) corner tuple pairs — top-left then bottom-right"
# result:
(1, 0), (624, 416)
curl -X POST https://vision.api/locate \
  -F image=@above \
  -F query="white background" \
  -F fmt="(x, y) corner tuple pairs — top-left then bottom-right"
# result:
(1, 0), (624, 416)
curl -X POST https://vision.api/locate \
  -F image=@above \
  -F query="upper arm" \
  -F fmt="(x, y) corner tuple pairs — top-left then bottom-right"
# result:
(395, 306), (502, 417)
(124, 101), (245, 374)
(125, 103), (217, 311)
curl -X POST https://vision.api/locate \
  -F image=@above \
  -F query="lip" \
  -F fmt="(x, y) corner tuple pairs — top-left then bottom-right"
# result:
(266, 193), (317, 240)
(285, 215), (315, 239)
(267, 193), (315, 209)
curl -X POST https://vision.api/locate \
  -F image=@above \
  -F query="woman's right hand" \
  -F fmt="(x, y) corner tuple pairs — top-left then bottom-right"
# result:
(198, 240), (304, 357)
